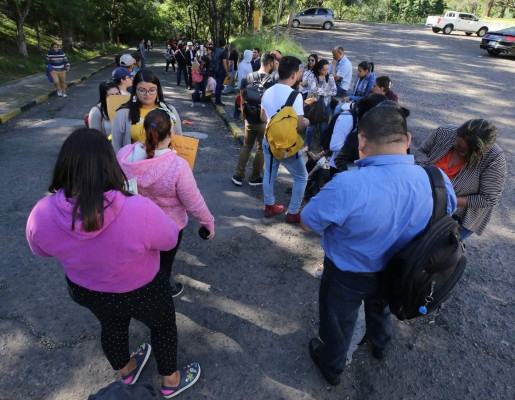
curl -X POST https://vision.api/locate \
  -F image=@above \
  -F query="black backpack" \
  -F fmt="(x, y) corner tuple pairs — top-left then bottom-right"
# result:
(385, 166), (466, 320)
(243, 72), (274, 120)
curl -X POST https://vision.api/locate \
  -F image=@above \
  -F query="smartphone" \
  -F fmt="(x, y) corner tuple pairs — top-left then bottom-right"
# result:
(198, 227), (210, 240)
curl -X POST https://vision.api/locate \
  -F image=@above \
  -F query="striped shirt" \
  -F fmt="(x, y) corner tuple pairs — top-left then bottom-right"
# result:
(45, 49), (70, 72)
(413, 125), (507, 235)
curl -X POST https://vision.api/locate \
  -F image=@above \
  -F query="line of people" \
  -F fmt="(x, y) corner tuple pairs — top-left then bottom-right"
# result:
(33, 50), (219, 397)
(32, 42), (507, 398)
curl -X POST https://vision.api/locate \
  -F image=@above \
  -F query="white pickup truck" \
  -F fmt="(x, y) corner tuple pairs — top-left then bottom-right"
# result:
(426, 11), (490, 37)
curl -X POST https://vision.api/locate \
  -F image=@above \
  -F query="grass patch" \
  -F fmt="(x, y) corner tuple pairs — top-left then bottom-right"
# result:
(0, 12), (126, 85)
(232, 29), (307, 61)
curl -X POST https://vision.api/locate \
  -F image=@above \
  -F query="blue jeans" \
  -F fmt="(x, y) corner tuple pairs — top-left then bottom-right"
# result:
(192, 79), (207, 103)
(318, 257), (391, 381)
(453, 215), (473, 240)
(305, 104), (330, 147)
(223, 70), (236, 93)
(262, 139), (308, 214)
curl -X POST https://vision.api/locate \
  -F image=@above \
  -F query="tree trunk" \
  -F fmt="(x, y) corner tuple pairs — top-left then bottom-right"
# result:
(484, 0), (495, 17)
(8, 0), (32, 58)
(60, 19), (74, 51)
(499, 0), (510, 18)
(276, 0), (284, 32)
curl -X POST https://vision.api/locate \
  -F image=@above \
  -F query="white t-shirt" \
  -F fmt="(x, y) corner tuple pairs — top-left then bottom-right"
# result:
(261, 83), (304, 123)
(329, 112), (354, 168)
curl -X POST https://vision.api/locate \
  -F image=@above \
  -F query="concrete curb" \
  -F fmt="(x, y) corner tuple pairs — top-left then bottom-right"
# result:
(212, 103), (245, 145)
(0, 61), (115, 125)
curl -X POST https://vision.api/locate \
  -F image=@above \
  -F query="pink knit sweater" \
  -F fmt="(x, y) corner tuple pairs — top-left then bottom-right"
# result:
(117, 143), (215, 233)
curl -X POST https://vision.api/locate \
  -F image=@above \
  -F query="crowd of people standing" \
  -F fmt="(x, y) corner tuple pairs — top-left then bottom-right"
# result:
(33, 37), (508, 398)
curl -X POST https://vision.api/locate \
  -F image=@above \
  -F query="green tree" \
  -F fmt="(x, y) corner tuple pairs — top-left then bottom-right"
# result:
(3, 0), (33, 57)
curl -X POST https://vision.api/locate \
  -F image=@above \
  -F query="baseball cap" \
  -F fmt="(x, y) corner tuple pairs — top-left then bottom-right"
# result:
(120, 54), (136, 67)
(112, 67), (132, 80)
(187, 41), (193, 46)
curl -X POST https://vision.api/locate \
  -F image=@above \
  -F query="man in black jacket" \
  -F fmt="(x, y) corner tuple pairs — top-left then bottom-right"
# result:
(175, 43), (189, 87)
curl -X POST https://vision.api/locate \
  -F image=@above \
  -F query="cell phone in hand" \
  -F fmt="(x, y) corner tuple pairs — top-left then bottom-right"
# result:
(198, 227), (210, 240)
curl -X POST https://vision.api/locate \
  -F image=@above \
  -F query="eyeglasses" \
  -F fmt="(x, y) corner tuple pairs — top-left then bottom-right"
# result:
(136, 87), (158, 95)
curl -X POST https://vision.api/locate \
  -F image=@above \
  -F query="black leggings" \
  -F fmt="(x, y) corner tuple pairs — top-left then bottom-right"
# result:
(160, 229), (184, 282)
(66, 269), (177, 376)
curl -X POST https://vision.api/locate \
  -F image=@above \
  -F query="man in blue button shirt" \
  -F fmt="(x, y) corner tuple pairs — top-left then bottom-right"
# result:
(300, 103), (457, 386)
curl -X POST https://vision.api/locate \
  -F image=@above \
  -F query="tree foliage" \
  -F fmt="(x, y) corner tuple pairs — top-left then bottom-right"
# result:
(2, 0), (514, 57)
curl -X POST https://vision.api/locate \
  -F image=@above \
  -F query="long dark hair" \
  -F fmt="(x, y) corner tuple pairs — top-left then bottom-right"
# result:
(314, 59), (330, 82)
(49, 128), (130, 232)
(144, 109), (173, 159)
(122, 69), (166, 124)
(358, 61), (374, 74)
(99, 80), (120, 120)
(307, 53), (318, 71)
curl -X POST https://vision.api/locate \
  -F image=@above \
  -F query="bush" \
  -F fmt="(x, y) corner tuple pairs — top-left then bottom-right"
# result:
(232, 29), (307, 60)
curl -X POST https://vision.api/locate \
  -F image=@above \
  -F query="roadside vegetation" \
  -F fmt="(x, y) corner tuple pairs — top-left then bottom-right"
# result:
(0, 0), (513, 85)
(0, 12), (124, 85)
(232, 30), (307, 60)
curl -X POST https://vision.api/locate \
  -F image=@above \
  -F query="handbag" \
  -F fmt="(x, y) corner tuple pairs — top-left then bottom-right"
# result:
(192, 69), (203, 84)
(304, 96), (327, 124)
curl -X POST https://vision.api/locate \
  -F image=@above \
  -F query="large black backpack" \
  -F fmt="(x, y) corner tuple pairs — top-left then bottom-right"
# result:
(243, 72), (274, 121)
(385, 166), (467, 320)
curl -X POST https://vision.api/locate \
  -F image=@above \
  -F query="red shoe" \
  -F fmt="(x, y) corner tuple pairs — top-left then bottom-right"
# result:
(264, 204), (284, 218)
(285, 212), (301, 224)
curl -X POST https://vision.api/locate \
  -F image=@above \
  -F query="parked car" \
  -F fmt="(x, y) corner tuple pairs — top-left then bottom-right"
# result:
(425, 11), (490, 37)
(289, 8), (334, 30)
(480, 26), (515, 56)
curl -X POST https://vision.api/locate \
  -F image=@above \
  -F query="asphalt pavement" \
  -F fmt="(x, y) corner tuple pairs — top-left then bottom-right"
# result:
(0, 25), (513, 400)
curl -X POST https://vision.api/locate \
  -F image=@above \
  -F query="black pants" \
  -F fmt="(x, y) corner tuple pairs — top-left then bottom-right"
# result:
(186, 66), (193, 88)
(176, 65), (188, 85)
(165, 59), (176, 72)
(160, 229), (184, 282)
(318, 257), (391, 380)
(66, 270), (178, 376)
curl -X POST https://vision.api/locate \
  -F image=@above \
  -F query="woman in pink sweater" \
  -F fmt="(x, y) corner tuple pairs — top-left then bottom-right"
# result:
(26, 129), (201, 398)
(117, 108), (215, 297)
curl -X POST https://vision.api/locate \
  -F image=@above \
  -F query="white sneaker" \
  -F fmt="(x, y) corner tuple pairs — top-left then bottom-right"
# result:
(62, 93), (68, 98)
(191, 103), (195, 107)
(57, 91), (63, 97)
(201, 103), (206, 108)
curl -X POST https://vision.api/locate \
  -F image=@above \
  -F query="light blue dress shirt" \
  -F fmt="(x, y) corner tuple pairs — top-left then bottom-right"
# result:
(301, 154), (457, 273)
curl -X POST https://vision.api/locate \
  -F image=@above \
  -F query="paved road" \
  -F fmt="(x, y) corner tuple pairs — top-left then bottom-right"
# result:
(0, 23), (513, 400)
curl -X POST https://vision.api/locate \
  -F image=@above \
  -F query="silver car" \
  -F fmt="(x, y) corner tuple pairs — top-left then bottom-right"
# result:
(290, 8), (334, 30)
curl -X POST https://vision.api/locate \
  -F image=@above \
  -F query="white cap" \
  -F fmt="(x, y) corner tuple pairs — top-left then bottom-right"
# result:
(120, 54), (136, 67)
(187, 41), (193, 46)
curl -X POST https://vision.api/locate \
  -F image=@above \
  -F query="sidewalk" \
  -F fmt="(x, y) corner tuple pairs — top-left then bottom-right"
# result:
(0, 51), (130, 124)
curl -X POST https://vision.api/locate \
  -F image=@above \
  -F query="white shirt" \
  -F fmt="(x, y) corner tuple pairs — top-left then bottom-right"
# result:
(329, 56), (352, 91)
(329, 112), (354, 168)
(261, 83), (304, 123)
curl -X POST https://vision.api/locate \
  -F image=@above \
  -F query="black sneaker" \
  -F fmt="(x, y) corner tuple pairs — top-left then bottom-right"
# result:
(248, 177), (263, 186)
(231, 175), (243, 186)
(171, 283), (184, 297)
(309, 338), (341, 386)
